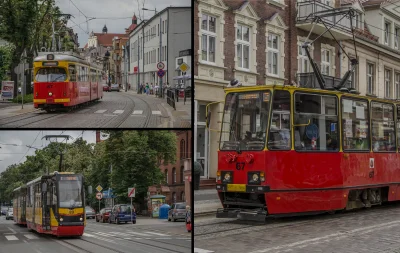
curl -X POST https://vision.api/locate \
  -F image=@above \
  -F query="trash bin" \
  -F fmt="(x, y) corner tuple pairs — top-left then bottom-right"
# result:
(159, 204), (170, 219)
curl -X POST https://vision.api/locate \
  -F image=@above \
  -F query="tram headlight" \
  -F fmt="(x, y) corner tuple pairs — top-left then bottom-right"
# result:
(59, 218), (63, 222)
(48, 92), (53, 96)
(221, 171), (232, 183)
(248, 172), (261, 185)
(80, 217), (83, 221)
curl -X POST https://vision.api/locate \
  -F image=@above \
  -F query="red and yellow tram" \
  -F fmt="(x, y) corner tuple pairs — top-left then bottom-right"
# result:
(208, 85), (400, 221)
(13, 186), (27, 225)
(33, 52), (105, 112)
(13, 171), (86, 237)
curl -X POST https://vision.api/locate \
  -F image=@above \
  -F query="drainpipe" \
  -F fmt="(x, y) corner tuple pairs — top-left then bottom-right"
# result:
(339, 41), (342, 78)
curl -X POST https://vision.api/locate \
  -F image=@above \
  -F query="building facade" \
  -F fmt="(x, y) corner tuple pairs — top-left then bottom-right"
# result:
(148, 130), (192, 205)
(127, 7), (191, 91)
(194, 0), (398, 184)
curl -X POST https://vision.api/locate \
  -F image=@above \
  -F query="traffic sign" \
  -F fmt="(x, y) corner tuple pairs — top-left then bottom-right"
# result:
(96, 192), (103, 200)
(179, 62), (190, 72)
(157, 62), (165, 70)
(157, 69), (165, 78)
(128, 187), (136, 198)
(96, 185), (103, 192)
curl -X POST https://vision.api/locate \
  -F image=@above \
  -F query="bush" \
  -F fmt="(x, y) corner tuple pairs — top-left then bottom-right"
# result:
(12, 93), (33, 103)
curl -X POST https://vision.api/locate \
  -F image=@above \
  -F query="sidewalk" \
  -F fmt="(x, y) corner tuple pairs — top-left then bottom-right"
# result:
(127, 89), (191, 128)
(0, 103), (36, 118)
(194, 189), (222, 217)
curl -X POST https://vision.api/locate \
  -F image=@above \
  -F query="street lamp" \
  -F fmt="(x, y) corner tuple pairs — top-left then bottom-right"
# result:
(105, 51), (111, 86)
(142, 7), (164, 98)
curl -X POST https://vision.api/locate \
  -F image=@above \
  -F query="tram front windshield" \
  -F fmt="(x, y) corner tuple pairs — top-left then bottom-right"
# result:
(220, 91), (271, 151)
(58, 177), (83, 208)
(35, 68), (67, 82)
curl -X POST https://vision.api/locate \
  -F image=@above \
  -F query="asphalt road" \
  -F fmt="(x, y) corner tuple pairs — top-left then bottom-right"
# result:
(0, 215), (191, 253)
(194, 202), (400, 253)
(0, 91), (176, 128)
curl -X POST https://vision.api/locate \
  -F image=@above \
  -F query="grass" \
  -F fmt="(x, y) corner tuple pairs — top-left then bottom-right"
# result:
(12, 93), (33, 104)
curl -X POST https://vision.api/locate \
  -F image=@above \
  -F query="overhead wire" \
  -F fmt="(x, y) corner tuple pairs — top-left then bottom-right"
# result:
(18, 131), (42, 164)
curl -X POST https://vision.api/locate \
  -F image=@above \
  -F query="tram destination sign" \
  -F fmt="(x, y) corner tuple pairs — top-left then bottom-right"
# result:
(42, 61), (58, 66)
(60, 176), (78, 180)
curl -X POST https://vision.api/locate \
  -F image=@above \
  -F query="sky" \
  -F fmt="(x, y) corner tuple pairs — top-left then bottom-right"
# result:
(56, 0), (191, 47)
(0, 131), (96, 173)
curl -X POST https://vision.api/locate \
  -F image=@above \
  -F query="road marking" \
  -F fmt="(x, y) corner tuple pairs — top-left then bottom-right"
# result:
(194, 248), (215, 253)
(249, 220), (400, 253)
(7, 227), (16, 234)
(113, 110), (124, 114)
(5, 235), (18, 241)
(94, 110), (107, 114)
(152, 111), (161, 115)
(132, 110), (143, 115)
(144, 231), (169, 236)
(83, 233), (95, 237)
(24, 234), (39, 240)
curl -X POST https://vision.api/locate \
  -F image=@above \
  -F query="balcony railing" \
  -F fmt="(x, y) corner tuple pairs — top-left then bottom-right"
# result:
(297, 72), (352, 89)
(297, 0), (352, 35)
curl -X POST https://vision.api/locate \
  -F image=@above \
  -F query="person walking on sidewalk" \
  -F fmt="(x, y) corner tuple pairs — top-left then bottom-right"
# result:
(145, 83), (150, 95)
(185, 205), (191, 232)
(150, 83), (154, 95)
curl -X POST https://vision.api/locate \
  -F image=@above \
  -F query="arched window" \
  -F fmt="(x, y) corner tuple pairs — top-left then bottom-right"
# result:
(181, 166), (184, 183)
(180, 139), (185, 160)
(172, 192), (177, 203)
(165, 169), (168, 184)
(181, 191), (185, 202)
(173, 167), (176, 183)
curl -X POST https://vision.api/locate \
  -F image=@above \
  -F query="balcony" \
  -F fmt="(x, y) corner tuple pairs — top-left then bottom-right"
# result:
(297, 72), (352, 89)
(296, 1), (353, 40)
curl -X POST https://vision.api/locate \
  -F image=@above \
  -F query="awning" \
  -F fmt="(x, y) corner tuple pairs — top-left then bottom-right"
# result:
(173, 75), (191, 80)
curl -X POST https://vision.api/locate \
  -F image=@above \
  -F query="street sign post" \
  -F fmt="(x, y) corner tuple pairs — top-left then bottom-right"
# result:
(157, 62), (165, 70)
(96, 192), (103, 213)
(128, 187), (135, 223)
(157, 69), (165, 78)
(179, 63), (190, 73)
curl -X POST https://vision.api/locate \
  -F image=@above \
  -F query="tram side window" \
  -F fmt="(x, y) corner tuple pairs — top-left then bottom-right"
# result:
(294, 93), (339, 151)
(371, 102), (395, 152)
(341, 98), (370, 151)
(69, 65), (77, 82)
(268, 90), (291, 150)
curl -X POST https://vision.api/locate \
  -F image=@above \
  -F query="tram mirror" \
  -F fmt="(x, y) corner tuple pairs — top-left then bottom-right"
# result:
(42, 183), (47, 193)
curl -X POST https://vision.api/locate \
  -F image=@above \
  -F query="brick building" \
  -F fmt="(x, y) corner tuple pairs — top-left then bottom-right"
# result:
(148, 130), (192, 205)
(194, 0), (389, 185)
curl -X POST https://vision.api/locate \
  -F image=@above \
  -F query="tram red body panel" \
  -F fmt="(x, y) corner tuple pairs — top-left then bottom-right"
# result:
(217, 150), (400, 215)
(26, 222), (84, 237)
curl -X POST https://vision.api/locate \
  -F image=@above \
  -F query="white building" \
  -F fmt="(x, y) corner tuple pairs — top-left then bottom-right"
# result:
(127, 7), (191, 91)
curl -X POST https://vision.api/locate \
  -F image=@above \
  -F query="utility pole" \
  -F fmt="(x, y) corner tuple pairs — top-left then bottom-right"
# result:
(51, 14), (73, 52)
(125, 42), (128, 92)
(137, 37), (140, 93)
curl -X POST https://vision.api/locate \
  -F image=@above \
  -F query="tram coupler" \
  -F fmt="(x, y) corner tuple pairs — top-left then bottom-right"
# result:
(216, 208), (267, 222)
(216, 208), (240, 218)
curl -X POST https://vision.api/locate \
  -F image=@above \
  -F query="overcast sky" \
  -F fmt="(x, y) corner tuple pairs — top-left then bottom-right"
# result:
(56, 0), (191, 46)
(0, 131), (96, 173)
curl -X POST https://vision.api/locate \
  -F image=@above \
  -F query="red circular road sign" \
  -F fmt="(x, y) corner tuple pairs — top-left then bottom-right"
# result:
(96, 192), (103, 200)
(157, 62), (165, 70)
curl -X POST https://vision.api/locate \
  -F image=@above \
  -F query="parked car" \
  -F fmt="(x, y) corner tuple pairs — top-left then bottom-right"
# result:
(96, 208), (112, 223)
(103, 84), (110, 92)
(85, 206), (96, 219)
(6, 210), (13, 220)
(168, 202), (186, 222)
(1, 207), (8, 216)
(109, 204), (136, 224)
(110, 84), (120, 92)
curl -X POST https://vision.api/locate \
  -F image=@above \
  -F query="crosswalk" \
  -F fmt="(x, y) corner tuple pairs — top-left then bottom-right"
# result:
(194, 248), (215, 253)
(93, 109), (162, 116)
(2, 233), (40, 241)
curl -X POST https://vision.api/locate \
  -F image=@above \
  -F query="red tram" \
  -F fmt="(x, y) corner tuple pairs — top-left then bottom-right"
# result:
(209, 85), (400, 221)
(33, 52), (105, 112)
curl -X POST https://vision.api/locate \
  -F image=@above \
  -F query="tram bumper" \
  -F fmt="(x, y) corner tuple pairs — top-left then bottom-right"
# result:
(216, 208), (267, 222)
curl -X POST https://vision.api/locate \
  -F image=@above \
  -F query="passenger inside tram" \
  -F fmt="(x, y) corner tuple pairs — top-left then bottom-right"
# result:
(326, 134), (338, 150)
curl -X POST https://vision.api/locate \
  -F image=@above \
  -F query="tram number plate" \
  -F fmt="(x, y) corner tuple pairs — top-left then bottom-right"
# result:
(227, 184), (246, 192)
(46, 98), (54, 104)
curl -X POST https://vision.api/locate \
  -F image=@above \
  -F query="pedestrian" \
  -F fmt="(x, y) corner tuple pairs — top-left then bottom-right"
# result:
(146, 83), (150, 95)
(185, 205), (191, 232)
(150, 83), (154, 95)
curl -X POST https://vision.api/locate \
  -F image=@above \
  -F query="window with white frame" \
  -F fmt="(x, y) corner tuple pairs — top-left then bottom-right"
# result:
(396, 73), (400, 99)
(385, 69), (392, 98)
(298, 45), (309, 73)
(321, 48), (331, 75)
(367, 63), (374, 94)
(236, 24), (250, 69)
(385, 22), (391, 46)
(267, 34), (279, 75)
(395, 27), (399, 49)
(349, 58), (358, 89)
(201, 14), (216, 63)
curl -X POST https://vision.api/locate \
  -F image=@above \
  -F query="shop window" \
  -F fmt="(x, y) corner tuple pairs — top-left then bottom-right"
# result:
(341, 98), (370, 151)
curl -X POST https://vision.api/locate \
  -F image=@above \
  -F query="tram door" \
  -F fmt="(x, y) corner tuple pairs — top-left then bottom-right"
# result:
(21, 189), (26, 222)
(41, 181), (51, 230)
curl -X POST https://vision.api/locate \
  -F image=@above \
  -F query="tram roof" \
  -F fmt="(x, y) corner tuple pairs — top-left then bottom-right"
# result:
(13, 185), (26, 192)
(34, 52), (102, 70)
(26, 176), (43, 186)
(224, 85), (400, 105)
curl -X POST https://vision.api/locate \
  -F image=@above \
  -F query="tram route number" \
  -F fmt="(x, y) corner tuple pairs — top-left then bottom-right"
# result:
(236, 162), (245, 170)
(47, 84), (53, 88)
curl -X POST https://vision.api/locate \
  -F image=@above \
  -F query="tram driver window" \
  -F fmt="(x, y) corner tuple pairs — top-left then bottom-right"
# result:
(341, 98), (370, 151)
(294, 93), (339, 151)
(35, 68), (67, 82)
(268, 90), (291, 150)
(371, 102), (395, 152)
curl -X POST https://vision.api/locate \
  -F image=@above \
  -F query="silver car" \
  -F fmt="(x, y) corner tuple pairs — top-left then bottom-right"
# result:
(85, 206), (96, 219)
(168, 202), (186, 222)
(6, 210), (13, 220)
(110, 84), (120, 92)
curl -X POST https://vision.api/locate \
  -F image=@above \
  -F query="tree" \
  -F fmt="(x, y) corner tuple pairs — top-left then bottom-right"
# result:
(0, 44), (14, 82)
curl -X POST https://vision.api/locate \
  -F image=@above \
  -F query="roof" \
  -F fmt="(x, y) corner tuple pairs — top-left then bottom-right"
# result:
(93, 33), (126, 46)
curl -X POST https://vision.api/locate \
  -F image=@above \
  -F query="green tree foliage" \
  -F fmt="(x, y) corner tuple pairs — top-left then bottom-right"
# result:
(0, 44), (14, 82)
(0, 131), (177, 209)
